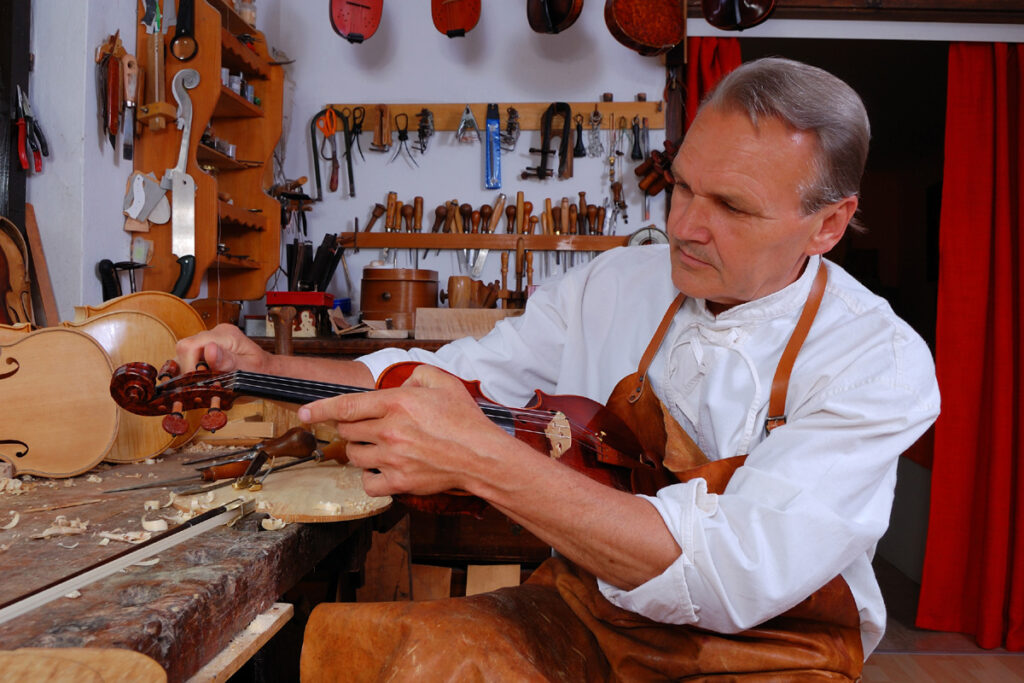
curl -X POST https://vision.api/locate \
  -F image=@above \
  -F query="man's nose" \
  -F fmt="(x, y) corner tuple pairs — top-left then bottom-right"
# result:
(668, 196), (711, 243)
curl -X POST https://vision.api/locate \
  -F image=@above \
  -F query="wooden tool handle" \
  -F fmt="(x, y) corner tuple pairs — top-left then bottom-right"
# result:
(505, 205), (517, 234)
(489, 194), (506, 233)
(479, 205), (493, 234)
(401, 203), (414, 232)
(365, 203), (386, 232)
(413, 196), (423, 232)
(470, 210), (481, 234)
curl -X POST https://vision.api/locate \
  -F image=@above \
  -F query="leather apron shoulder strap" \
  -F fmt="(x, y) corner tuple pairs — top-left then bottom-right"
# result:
(764, 261), (828, 434)
(627, 292), (686, 404)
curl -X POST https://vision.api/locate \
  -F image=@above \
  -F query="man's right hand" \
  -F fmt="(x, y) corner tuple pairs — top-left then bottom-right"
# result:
(176, 323), (269, 374)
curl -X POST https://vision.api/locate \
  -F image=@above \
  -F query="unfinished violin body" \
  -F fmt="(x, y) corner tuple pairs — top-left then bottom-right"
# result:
(0, 328), (119, 477)
(110, 360), (654, 516)
(702, 0), (775, 30)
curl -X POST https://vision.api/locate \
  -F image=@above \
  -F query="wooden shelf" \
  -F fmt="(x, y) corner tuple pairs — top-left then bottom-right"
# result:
(325, 101), (665, 132)
(219, 200), (267, 230)
(208, 0), (255, 34)
(221, 27), (269, 79)
(214, 86), (264, 118)
(197, 143), (247, 171)
(213, 255), (261, 270)
(337, 232), (628, 252)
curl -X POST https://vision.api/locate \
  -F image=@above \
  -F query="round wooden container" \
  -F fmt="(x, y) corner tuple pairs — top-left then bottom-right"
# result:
(360, 268), (438, 329)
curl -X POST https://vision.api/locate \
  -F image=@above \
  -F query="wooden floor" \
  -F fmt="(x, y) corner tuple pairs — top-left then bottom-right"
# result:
(864, 559), (1024, 681)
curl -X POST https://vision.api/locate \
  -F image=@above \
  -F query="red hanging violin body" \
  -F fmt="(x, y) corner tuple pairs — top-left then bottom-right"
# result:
(110, 360), (654, 515)
(604, 0), (686, 57)
(330, 0), (383, 44)
(431, 0), (481, 38)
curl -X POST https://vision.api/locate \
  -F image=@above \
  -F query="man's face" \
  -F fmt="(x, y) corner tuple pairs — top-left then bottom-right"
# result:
(667, 106), (843, 312)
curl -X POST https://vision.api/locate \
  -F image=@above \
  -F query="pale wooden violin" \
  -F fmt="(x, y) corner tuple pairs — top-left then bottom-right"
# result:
(110, 360), (655, 515)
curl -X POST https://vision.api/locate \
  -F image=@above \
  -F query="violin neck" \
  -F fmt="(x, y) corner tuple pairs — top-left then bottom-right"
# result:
(230, 371), (369, 404)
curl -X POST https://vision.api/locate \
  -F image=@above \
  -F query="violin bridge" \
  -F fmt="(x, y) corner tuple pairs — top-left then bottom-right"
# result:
(544, 411), (572, 459)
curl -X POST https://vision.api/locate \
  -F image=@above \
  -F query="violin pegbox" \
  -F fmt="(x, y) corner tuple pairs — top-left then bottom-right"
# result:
(109, 359), (237, 436)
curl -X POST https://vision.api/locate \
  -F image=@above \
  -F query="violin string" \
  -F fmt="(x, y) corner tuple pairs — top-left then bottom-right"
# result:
(186, 371), (613, 456)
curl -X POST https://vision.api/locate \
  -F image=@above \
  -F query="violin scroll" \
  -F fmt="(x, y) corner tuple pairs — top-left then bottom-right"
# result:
(110, 361), (238, 435)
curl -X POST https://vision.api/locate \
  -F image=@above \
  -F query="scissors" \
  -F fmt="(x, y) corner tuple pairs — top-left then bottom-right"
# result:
(317, 108), (340, 192)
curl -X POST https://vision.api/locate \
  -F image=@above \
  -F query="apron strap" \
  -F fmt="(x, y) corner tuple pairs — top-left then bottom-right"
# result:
(764, 261), (828, 433)
(627, 292), (686, 403)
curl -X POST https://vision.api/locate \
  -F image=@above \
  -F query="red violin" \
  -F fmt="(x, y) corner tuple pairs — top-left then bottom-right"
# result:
(604, 0), (686, 56)
(110, 360), (654, 516)
(431, 0), (480, 38)
(330, 0), (383, 44)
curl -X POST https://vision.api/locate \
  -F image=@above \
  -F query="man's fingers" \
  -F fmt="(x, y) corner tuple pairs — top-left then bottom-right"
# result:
(298, 391), (389, 426)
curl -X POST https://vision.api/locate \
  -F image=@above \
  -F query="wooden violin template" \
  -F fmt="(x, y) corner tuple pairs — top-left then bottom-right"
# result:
(431, 0), (481, 38)
(110, 360), (654, 515)
(329, 0), (383, 44)
(0, 217), (33, 326)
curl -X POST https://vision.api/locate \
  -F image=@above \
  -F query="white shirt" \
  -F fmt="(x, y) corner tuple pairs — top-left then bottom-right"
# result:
(359, 245), (941, 657)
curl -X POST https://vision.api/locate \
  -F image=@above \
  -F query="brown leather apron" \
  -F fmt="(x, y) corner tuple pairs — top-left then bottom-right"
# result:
(301, 263), (865, 681)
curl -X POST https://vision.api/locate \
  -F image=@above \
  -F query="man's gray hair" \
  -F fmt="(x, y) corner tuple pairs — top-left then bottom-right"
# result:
(702, 57), (870, 224)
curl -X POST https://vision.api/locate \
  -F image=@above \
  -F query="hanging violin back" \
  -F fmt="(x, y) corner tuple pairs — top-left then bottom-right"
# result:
(701, 0), (776, 30)
(431, 0), (481, 38)
(527, 0), (584, 34)
(330, 0), (383, 44)
(604, 0), (686, 57)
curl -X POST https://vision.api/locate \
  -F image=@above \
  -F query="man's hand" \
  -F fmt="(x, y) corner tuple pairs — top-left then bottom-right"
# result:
(298, 364), (511, 498)
(176, 323), (270, 374)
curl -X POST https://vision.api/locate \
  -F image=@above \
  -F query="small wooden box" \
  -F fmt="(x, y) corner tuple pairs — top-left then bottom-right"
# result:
(360, 268), (438, 330)
(265, 291), (334, 337)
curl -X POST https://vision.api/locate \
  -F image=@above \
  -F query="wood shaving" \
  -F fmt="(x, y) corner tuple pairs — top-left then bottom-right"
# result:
(141, 515), (168, 532)
(0, 543), (10, 553)
(0, 478), (25, 495)
(143, 495), (173, 510)
(57, 540), (80, 549)
(261, 517), (287, 530)
(98, 530), (152, 544)
(315, 501), (342, 515)
(32, 516), (90, 539)
(1, 511), (18, 529)
(64, 590), (81, 599)
(86, 475), (103, 483)
(98, 537), (110, 546)
(63, 479), (75, 487)
(132, 558), (160, 567)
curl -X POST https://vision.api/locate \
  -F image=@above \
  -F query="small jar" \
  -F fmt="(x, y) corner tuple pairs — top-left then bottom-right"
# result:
(237, 1), (256, 27)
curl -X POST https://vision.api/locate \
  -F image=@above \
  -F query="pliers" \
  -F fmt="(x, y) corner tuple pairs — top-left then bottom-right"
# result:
(16, 86), (48, 172)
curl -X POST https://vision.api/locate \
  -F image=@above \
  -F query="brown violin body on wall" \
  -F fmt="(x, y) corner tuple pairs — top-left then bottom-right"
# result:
(110, 360), (655, 516)
(329, 0), (383, 44)
(527, 0), (584, 34)
(431, 0), (481, 38)
(604, 0), (686, 56)
(702, 0), (776, 30)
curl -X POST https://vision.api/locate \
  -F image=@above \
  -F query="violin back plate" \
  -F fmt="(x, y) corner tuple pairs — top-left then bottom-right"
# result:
(330, 0), (383, 43)
(604, 0), (686, 56)
(0, 328), (118, 477)
(62, 311), (179, 463)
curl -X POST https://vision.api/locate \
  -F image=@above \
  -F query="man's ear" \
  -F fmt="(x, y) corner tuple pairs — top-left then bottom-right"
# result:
(806, 195), (858, 255)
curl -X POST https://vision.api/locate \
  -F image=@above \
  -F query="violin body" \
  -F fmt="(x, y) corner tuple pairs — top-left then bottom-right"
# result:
(75, 291), (207, 448)
(702, 0), (775, 30)
(329, 0), (383, 44)
(604, 0), (686, 56)
(110, 360), (653, 516)
(431, 0), (481, 38)
(64, 311), (179, 463)
(0, 328), (119, 477)
(527, 0), (584, 34)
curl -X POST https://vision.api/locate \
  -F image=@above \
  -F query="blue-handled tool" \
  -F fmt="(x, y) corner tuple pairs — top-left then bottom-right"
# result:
(484, 103), (501, 189)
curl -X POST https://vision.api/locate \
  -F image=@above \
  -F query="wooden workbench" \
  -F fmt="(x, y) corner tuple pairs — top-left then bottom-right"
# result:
(0, 453), (392, 681)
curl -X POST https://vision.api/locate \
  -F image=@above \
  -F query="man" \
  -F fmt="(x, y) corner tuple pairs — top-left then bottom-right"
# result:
(178, 58), (939, 679)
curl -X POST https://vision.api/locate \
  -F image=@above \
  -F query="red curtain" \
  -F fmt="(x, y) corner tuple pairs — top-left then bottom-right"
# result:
(685, 37), (742, 129)
(917, 42), (1024, 651)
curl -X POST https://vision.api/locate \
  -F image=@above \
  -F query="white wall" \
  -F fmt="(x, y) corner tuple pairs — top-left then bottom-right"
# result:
(28, 0), (137, 322)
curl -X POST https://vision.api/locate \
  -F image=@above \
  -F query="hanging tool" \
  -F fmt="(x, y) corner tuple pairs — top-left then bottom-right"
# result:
(389, 112), (417, 166)
(338, 107), (358, 195)
(15, 87), (47, 173)
(471, 193), (505, 278)
(317, 107), (340, 193)
(587, 106), (604, 158)
(484, 103), (501, 189)
(501, 107), (521, 151)
(573, 113), (586, 157)
(523, 102), (572, 180)
(95, 31), (125, 150)
(309, 108), (334, 200)
(456, 104), (482, 143)
(348, 105), (366, 160)
(169, 0), (198, 61)
(369, 104), (391, 152)
(413, 108), (434, 153)
(121, 54), (138, 160)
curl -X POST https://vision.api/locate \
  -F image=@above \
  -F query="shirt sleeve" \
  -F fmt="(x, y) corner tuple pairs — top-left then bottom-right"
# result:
(599, 325), (941, 633)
